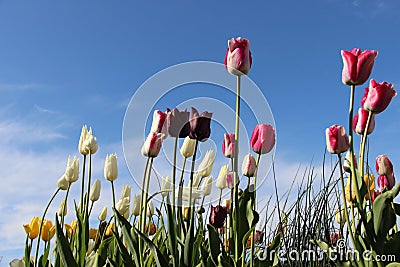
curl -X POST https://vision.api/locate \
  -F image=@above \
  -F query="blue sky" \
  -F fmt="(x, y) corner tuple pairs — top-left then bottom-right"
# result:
(1, 0), (400, 263)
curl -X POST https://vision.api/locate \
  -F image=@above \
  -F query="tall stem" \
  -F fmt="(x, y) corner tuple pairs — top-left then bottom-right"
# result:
(80, 155), (87, 214)
(61, 184), (71, 227)
(188, 140), (199, 221)
(34, 188), (60, 267)
(172, 137), (178, 219)
(250, 153), (261, 266)
(111, 181), (117, 226)
(359, 111), (373, 178)
(142, 157), (154, 234)
(85, 152), (92, 223)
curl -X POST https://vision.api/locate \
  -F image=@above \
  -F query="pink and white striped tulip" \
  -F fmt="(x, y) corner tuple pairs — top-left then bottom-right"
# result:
(341, 48), (378, 86)
(224, 37), (252, 76)
(325, 125), (349, 154)
(242, 154), (257, 177)
(376, 154), (393, 176)
(363, 79), (396, 114)
(226, 172), (235, 189)
(222, 133), (235, 158)
(150, 110), (168, 135)
(141, 132), (163, 158)
(250, 124), (275, 155)
(352, 108), (375, 135)
(377, 174), (396, 191)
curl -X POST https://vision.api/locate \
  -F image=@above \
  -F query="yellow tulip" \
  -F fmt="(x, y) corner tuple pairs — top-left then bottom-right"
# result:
(105, 222), (114, 237)
(345, 181), (357, 203)
(41, 220), (55, 242)
(89, 228), (98, 240)
(22, 217), (40, 239)
(364, 174), (375, 200)
(64, 220), (77, 238)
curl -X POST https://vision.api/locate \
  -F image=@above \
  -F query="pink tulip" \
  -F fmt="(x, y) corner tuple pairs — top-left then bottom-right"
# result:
(363, 79), (396, 114)
(226, 172), (236, 189)
(376, 155), (394, 176)
(222, 133), (235, 158)
(377, 174), (395, 191)
(166, 108), (190, 138)
(224, 37), (252, 76)
(352, 108), (375, 135)
(341, 48), (378, 86)
(141, 132), (163, 158)
(150, 110), (168, 134)
(242, 154), (257, 177)
(209, 205), (227, 228)
(250, 124), (275, 155)
(325, 125), (349, 154)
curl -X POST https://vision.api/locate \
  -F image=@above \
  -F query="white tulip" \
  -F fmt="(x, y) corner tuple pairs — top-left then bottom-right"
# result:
(197, 150), (216, 178)
(57, 175), (69, 190)
(64, 156), (79, 183)
(90, 179), (101, 202)
(104, 154), (118, 182)
(201, 176), (213, 196)
(161, 176), (171, 197)
(180, 137), (196, 158)
(216, 165), (228, 189)
(132, 194), (141, 216)
(98, 207), (107, 221)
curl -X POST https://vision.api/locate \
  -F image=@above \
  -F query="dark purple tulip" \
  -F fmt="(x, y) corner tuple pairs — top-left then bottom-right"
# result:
(189, 107), (212, 142)
(209, 205), (227, 228)
(167, 108), (190, 138)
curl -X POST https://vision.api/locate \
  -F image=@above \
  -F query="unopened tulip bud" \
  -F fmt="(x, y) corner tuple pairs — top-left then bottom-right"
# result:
(141, 132), (163, 158)
(150, 110), (168, 135)
(41, 220), (55, 242)
(180, 137), (196, 158)
(132, 194), (141, 216)
(201, 176), (213, 196)
(343, 152), (357, 173)
(89, 179), (101, 202)
(145, 222), (157, 235)
(250, 124), (275, 155)
(182, 206), (190, 221)
(341, 48), (377, 86)
(58, 200), (67, 217)
(64, 156), (79, 183)
(98, 207), (107, 221)
(353, 108), (375, 135)
(376, 155), (394, 176)
(222, 133), (235, 158)
(242, 154), (257, 177)
(78, 125), (89, 155)
(224, 37), (252, 76)
(105, 222), (114, 237)
(216, 165), (228, 190)
(226, 172), (235, 189)
(197, 150), (216, 178)
(104, 154), (118, 182)
(363, 79), (396, 114)
(189, 107), (212, 142)
(325, 125), (349, 154)
(57, 175), (69, 190)
(335, 209), (346, 225)
(147, 200), (154, 217)
(209, 205), (227, 228)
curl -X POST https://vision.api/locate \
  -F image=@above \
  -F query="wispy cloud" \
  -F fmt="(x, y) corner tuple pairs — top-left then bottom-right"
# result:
(0, 83), (49, 92)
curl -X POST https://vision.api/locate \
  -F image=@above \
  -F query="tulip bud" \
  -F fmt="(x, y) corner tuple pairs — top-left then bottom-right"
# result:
(104, 154), (118, 182)
(224, 37), (252, 76)
(90, 179), (101, 202)
(78, 125), (89, 155)
(167, 108), (190, 138)
(116, 197), (130, 217)
(64, 156), (79, 183)
(105, 222), (114, 237)
(150, 110), (168, 135)
(83, 128), (98, 154)
(209, 205), (227, 228)
(41, 220), (55, 242)
(145, 222), (157, 235)
(364, 174), (375, 200)
(226, 172), (235, 189)
(141, 132), (163, 158)
(216, 165), (228, 190)
(345, 180), (357, 203)
(161, 176), (171, 197)
(363, 79), (397, 114)
(197, 150), (216, 178)
(132, 194), (141, 216)
(98, 207), (107, 221)
(341, 48), (378, 86)
(335, 209), (345, 225)
(353, 108), (375, 135)
(120, 185), (131, 200)
(343, 151), (357, 173)
(250, 124), (275, 154)
(58, 200), (67, 217)
(89, 228), (98, 240)
(325, 125), (349, 154)
(23, 217), (40, 239)
(147, 200), (154, 217)
(189, 107), (212, 142)
(376, 154), (394, 176)
(222, 133), (235, 158)
(222, 198), (232, 213)
(242, 154), (257, 177)
(10, 258), (25, 267)
(182, 206), (190, 221)
(201, 176), (213, 196)
(180, 136), (196, 158)
(378, 174), (396, 191)
(57, 175), (69, 190)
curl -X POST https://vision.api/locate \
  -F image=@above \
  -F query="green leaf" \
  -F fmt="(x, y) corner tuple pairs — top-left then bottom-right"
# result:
(165, 198), (178, 266)
(38, 242), (50, 267)
(113, 229), (135, 266)
(207, 224), (222, 266)
(372, 189), (397, 241)
(55, 215), (78, 267)
(134, 227), (169, 267)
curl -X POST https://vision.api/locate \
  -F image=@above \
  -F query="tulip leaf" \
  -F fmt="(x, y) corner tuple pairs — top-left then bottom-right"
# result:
(112, 228), (135, 266)
(165, 198), (178, 266)
(394, 203), (400, 216)
(372, 189), (397, 246)
(207, 224), (222, 266)
(134, 227), (169, 267)
(55, 215), (78, 267)
(38, 242), (50, 267)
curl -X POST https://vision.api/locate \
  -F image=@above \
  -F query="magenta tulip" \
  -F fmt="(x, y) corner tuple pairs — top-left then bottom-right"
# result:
(377, 174), (395, 191)
(209, 205), (227, 228)
(250, 124), (275, 155)
(376, 154), (393, 176)
(141, 132), (163, 158)
(363, 79), (396, 114)
(222, 133), (235, 158)
(189, 108), (212, 142)
(166, 108), (190, 138)
(341, 48), (378, 86)
(352, 108), (375, 135)
(325, 125), (349, 154)
(224, 37), (252, 76)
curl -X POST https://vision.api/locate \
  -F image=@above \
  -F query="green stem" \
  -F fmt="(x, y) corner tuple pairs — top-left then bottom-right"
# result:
(85, 152), (92, 223)
(61, 184), (71, 228)
(138, 157), (150, 265)
(250, 153), (261, 267)
(188, 140), (199, 222)
(34, 188), (60, 267)
(142, 157), (154, 235)
(80, 155), (87, 214)
(359, 111), (373, 178)
(172, 137), (178, 215)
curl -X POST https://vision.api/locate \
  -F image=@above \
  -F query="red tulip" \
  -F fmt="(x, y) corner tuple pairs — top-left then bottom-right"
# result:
(377, 174), (395, 191)
(250, 124), (275, 155)
(222, 133), (235, 158)
(224, 37), (252, 76)
(141, 132), (163, 158)
(341, 48), (378, 86)
(352, 108), (375, 135)
(166, 108), (190, 138)
(363, 79), (396, 114)
(325, 125), (349, 154)
(189, 108), (212, 142)
(376, 155), (394, 176)
(209, 205), (227, 228)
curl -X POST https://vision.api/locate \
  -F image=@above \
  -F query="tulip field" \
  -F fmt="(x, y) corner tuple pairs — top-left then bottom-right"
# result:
(13, 38), (400, 267)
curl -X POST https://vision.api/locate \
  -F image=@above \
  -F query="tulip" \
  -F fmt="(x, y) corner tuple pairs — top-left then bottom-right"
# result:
(352, 108), (375, 135)
(147, 200), (154, 217)
(226, 172), (235, 189)
(343, 151), (357, 173)
(363, 174), (375, 201)
(345, 180), (357, 203)
(197, 150), (216, 178)
(90, 179), (101, 202)
(335, 209), (346, 225)
(376, 154), (394, 176)
(116, 197), (130, 218)
(341, 48), (378, 86)
(378, 174), (395, 191)
(150, 110), (168, 135)
(132, 194), (141, 216)
(120, 185), (131, 200)
(98, 207), (107, 221)
(330, 233), (341, 246)
(105, 222), (114, 237)
(224, 37), (252, 76)
(363, 79), (396, 114)
(87, 239), (95, 255)
(104, 154), (118, 182)
(167, 108), (190, 138)
(250, 124), (275, 154)
(64, 220), (77, 238)
(201, 176), (213, 196)
(64, 156), (79, 183)
(216, 165), (228, 189)
(58, 200), (67, 217)
(182, 206), (191, 221)
(10, 258), (25, 267)
(242, 154), (257, 177)
(325, 125), (349, 154)
(222, 198), (232, 213)
(180, 186), (202, 202)
(57, 175), (69, 190)
(23, 217), (40, 239)
(145, 222), (157, 235)
(78, 125), (89, 155)
(89, 228), (98, 240)
(180, 136), (196, 158)
(222, 133), (235, 158)
(254, 230), (264, 244)
(41, 220), (55, 242)
(209, 205), (227, 228)
(83, 128), (98, 154)
(189, 107), (212, 142)
(141, 132), (163, 158)
(161, 176), (171, 197)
